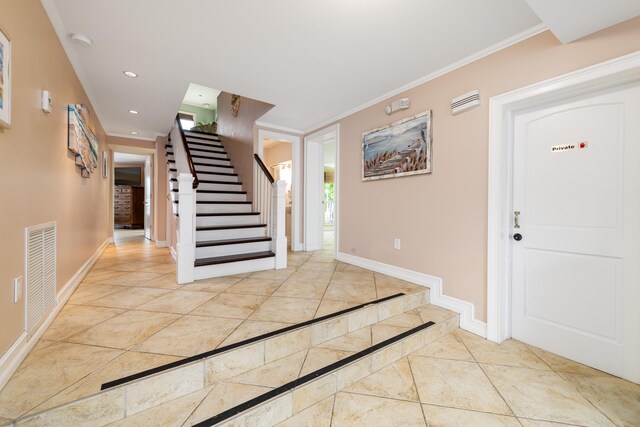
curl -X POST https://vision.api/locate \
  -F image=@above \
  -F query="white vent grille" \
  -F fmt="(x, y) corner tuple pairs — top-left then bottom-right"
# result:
(25, 222), (57, 336)
(451, 90), (480, 115)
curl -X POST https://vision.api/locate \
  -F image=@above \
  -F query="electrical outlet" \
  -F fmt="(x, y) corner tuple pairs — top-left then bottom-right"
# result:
(13, 276), (23, 303)
(394, 238), (401, 250)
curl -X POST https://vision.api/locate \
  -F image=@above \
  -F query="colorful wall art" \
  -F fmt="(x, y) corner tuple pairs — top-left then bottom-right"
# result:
(68, 104), (99, 177)
(362, 111), (432, 181)
(0, 27), (11, 128)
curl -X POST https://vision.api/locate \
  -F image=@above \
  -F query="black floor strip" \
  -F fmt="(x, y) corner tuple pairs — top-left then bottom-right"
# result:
(100, 292), (405, 390)
(194, 321), (436, 426)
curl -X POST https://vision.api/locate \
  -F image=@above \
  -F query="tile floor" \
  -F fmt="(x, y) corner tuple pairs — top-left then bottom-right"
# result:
(1, 230), (638, 426)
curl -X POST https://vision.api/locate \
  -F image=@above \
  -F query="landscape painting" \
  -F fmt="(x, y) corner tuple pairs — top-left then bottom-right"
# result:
(362, 110), (432, 181)
(0, 27), (11, 128)
(68, 104), (99, 177)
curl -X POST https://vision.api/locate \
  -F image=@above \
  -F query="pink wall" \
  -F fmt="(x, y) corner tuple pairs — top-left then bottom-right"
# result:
(314, 18), (640, 322)
(0, 0), (112, 356)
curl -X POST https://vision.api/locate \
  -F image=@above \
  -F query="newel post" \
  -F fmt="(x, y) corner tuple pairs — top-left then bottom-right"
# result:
(177, 173), (196, 284)
(273, 180), (288, 269)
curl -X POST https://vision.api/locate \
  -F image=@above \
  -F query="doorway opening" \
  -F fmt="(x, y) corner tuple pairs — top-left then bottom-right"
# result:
(113, 151), (153, 242)
(257, 130), (302, 251)
(304, 124), (339, 257)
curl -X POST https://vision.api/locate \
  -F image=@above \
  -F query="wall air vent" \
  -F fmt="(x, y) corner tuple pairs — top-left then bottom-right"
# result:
(451, 90), (480, 115)
(25, 222), (57, 336)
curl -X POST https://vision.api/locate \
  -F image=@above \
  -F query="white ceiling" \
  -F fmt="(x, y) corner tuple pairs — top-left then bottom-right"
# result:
(182, 83), (221, 110)
(525, 0), (640, 43)
(40, 0), (639, 139)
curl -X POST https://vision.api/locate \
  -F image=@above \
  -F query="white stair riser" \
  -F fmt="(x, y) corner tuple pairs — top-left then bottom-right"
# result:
(196, 241), (272, 258)
(170, 181), (242, 192)
(196, 203), (252, 214)
(196, 165), (235, 174)
(190, 149), (227, 158)
(196, 215), (260, 227)
(196, 173), (238, 183)
(168, 155), (231, 167)
(196, 192), (247, 202)
(194, 256), (275, 279)
(187, 140), (223, 147)
(185, 133), (220, 141)
(196, 227), (266, 240)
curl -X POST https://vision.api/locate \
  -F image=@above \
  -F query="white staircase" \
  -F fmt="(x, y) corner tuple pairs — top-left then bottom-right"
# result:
(167, 122), (287, 283)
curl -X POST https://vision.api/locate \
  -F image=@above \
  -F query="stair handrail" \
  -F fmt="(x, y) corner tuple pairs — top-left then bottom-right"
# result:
(175, 114), (200, 189)
(253, 153), (274, 183)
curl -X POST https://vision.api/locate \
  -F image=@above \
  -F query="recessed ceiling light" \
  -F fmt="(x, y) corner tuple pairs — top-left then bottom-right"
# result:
(129, 109), (139, 114)
(130, 131), (139, 135)
(198, 94), (203, 97)
(123, 71), (138, 78)
(70, 33), (93, 47)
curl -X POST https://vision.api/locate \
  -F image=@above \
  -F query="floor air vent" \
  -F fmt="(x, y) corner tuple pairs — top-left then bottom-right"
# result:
(25, 222), (57, 336)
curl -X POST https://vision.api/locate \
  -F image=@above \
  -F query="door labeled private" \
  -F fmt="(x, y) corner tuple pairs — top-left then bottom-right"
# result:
(511, 84), (640, 382)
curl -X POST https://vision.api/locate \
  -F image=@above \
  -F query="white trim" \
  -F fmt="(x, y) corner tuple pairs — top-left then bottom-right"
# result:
(170, 246), (177, 261)
(155, 240), (167, 248)
(337, 252), (487, 337)
(255, 121), (305, 135)
(304, 124), (340, 256)
(0, 237), (111, 391)
(106, 131), (157, 142)
(256, 129), (303, 251)
(303, 24), (548, 135)
(487, 50), (640, 343)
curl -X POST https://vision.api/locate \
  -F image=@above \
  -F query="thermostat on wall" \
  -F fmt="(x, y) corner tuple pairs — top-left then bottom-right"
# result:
(41, 90), (53, 113)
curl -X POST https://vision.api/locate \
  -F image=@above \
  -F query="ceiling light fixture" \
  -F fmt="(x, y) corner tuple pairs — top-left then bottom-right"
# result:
(70, 33), (93, 47)
(129, 109), (139, 114)
(130, 131), (139, 135)
(123, 71), (138, 78)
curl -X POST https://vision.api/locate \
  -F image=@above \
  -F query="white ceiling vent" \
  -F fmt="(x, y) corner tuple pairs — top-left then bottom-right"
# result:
(25, 222), (57, 336)
(451, 90), (480, 115)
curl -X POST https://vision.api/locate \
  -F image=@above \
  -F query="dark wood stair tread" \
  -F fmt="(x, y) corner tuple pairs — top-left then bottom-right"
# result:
(195, 251), (275, 267)
(170, 178), (242, 185)
(196, 212), (259, 216)
(172, 189), (246, 194)
(196, 237), (272, 247)
(196, 171), (238, 177)
(196, 201), (251, 204)
(197, 224), (267, 231)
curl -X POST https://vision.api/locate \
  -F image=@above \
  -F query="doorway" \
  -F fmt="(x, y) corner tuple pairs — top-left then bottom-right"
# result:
(304, 125), (339, 256)
(487, 53), (640, 383)
(113, 152), (153, 241)
(257, 130), (302, 251)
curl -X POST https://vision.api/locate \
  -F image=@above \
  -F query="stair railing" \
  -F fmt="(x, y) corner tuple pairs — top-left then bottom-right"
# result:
(254, 154), (287, 268)
(170, 117), (197, 284)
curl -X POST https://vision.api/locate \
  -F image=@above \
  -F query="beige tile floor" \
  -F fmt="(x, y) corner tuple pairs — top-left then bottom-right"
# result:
(0, 230), (424, 421)
(1, 230), (639, 426)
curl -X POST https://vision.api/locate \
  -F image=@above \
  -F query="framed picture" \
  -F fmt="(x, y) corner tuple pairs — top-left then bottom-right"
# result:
(0, 27), (11, 128)
(362, 110), (432, 181)
(68, 104), (99, 177)
(102, 151), (108, 179)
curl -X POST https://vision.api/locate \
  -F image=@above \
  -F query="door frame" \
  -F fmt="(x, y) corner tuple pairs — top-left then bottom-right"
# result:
(487, 51), (640, 344)
(304, 124), (340, 256)
(257, 129), (303, 251)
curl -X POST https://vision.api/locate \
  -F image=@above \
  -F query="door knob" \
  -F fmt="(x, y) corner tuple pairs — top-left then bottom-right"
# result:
(513, 233), (523, 241)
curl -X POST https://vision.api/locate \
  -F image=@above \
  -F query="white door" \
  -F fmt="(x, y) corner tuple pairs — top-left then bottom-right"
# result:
(144, 156), (153, 240)
(511, 84), (640, 382)
(304, 140), (324, 251)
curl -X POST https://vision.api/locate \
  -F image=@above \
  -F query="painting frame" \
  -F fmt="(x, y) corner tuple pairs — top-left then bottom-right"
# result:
(0, 27), (12, 128)
(68, 104), (99, 178)
(362, 110), (432, 181)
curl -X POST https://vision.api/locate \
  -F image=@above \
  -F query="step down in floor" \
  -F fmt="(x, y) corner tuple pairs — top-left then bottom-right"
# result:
(11, 289), (462, 426)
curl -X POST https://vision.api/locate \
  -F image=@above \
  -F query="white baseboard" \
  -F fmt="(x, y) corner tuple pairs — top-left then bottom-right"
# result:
(337, 252), (487, 338)
(155, 240), (167, 248)
(0, 237), (111, 391)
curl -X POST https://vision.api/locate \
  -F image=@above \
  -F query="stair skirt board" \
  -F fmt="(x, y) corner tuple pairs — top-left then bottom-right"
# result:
(13, 291), (439, 425)
(200, 321), (437, 426)
(196, 227), (266, 241)
(195, 240), (272, 258)
(196, 204), (252, 214)
(196, 214), (260, 227)
(101, 293), (407, 390)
